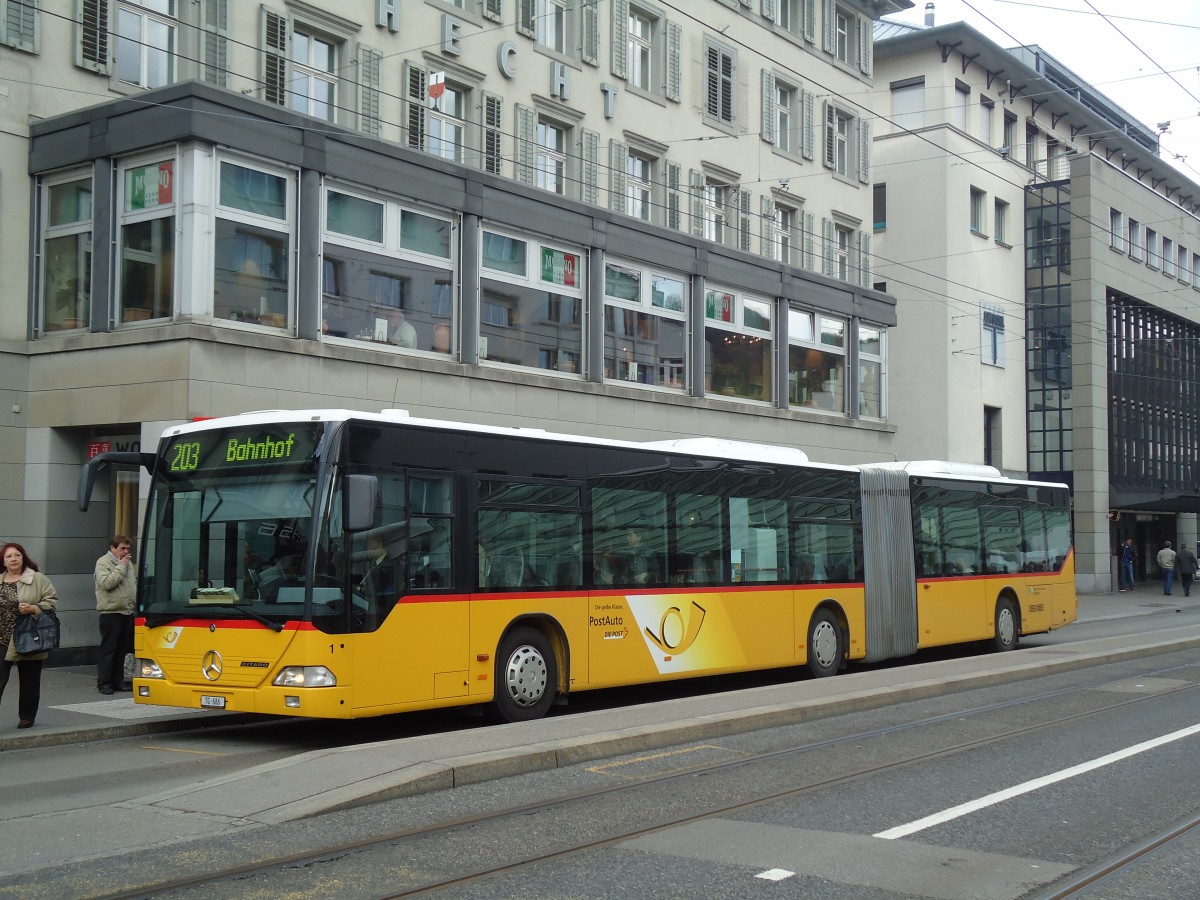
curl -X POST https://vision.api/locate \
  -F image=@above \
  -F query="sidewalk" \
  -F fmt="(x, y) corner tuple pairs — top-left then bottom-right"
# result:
(2, 586), (1197, 751)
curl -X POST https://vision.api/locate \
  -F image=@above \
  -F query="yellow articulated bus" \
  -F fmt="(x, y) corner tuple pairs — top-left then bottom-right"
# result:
(78, 409), (1077, 722)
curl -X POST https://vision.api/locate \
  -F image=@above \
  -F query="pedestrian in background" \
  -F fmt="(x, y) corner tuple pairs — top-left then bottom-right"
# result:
(1157, 540), (1177, 596)
(1118, 538), (1137, 592)
(1175, 542), (1198, 598)
(0, 542), (58, 728)
(95, 534), (135, 695)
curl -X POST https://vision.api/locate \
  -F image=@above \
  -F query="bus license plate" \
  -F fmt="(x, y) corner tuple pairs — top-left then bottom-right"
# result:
(200, 695), (226, 709)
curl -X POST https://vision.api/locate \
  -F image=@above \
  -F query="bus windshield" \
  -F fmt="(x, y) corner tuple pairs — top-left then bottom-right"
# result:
(140, 422), (325, 624)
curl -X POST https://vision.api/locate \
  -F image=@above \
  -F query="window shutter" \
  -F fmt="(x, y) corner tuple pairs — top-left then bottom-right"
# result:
(262, 8), (287, 106)
(404, 61), (427, 149)
(665, 21), (681, 102)
(761, 0), (777, 23)
(483, 92), (504, 174)
(858, 15), (872, 76)
(609, 140), (627, 213)
(858, 118), (871, 183)
(483, 0), (502, 23)
(4, 0), (38, 52)
(689, 169), (705, 238)
(760, 70), (775, 144)
(822, 217), (835, 276)
(665, 161), (681, 230)
(705, 46), (720, 119)
(721, 50), (735, 124)
(862, 234), (874, 286)
(823, 0), (835, 53)
(803, 211), (815, 270)
(760, 196), (776, 259)
(610, 0), (628, 79)
(802, 89), (815, 159)
(516, 0), (534, 38)
(200, 0), (229, 87)
(76, 0), (110, 74)
(803, 0), (816, 42)
(581, 129), (600, 205)
(823, 101), (835, 168)
(581, 0), (598, 66)
(515, 103), (536, 184)
(358, 45), (382, 137)
(738, 189), (752, 252)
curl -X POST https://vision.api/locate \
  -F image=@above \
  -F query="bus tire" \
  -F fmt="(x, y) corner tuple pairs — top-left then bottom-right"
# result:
(993, 596), (1019, 652)
(806, 608), (843, 678)
(490, 626), (557, 723)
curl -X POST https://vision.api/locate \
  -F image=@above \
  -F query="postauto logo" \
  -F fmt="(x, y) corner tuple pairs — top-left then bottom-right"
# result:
(627, 596), (723, 674)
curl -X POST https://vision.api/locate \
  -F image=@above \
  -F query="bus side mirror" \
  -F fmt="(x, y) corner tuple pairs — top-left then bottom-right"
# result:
(345, 474), (379, 532)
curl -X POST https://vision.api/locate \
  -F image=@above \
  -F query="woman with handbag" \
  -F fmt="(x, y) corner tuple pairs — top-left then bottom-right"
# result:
(0, 542), (58, 729)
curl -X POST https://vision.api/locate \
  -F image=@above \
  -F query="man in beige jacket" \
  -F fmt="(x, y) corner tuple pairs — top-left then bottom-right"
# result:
(95, 535), (136, 694)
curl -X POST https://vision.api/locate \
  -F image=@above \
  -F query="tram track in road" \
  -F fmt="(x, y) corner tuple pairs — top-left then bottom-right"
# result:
(1034, 810), (1200, 898)
(75, 660), (1199, 900)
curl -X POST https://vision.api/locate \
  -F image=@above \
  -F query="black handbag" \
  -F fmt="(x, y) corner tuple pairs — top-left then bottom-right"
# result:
(13, 610), (60, 655)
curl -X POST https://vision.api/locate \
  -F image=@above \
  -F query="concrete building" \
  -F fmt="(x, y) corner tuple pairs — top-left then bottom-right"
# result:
(1, 0), (909, 656)
(873, 17), (1200, 592)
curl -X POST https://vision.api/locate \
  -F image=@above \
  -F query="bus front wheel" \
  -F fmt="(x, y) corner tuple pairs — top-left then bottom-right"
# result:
(490, 626), (557, 723)
(806, 608), (843, 678)
(993, 597), (1019, 652)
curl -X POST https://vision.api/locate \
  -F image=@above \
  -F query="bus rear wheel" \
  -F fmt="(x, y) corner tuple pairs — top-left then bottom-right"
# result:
(993, 596), (1019, 652)
(490, 626), (557, 723)
(806, 608), (843, 678)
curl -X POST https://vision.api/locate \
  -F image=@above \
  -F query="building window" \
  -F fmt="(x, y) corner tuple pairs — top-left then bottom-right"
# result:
(1002, 112), (1016, 153)
(429, 81), (467, 162)
(537, 0), (568, 54)
(1163, 237), (1175, 278)
(628, 9), (652, 90)
(778, 0), (800, 34)
(322, 185), (455, 352)
(835, 224), (852, 281)
(834, 8), (851, 63)
(858, 323), (884, 418)
(873, 184), (886, 231)
(788, 309), (845, 413)
(39, 173), (93, 333)
(627, 152), (653, 220)
(1109, 208), (1125, 252)
(117, 0), (176, 88)
(890, 79), (924, 131)
(994, 199), (1009, 244)
(480, 228), (584, 375)
(704, 40), (735, 127)
(1178, 246), (1190, 285)
(213, 158), (293, 329)
(1145, 227), (1159, 269)
(778, 205), (798, 265)
(984, 406), (1001, 468)
(833, 109), (849, 175)
(1025, 122), (1038, 169)
(289, 27), (336, 120)
(952, 81), (969, 131)
(1128, 219), (1142, 261)
(970, 187), (986, 235)
(705, 288), (773, 402)
(603, 261), (687, 389)
(536, 118), (568, 195)
(702, 178), (729, 244)
(979, 97), (993, 146)
(117, 156), (175, 324)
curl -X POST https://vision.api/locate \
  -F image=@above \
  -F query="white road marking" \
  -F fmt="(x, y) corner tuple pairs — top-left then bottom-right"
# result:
(755, 868), (796, 881)
(875, 722), (1200, 840)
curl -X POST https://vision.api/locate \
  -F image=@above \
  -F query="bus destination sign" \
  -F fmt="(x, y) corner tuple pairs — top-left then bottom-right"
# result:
(166, 425), (319, 474)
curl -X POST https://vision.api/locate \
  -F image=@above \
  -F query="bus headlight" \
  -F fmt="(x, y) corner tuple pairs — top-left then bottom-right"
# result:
(273, 666), (337, 688)
(135, 658), (165, 679)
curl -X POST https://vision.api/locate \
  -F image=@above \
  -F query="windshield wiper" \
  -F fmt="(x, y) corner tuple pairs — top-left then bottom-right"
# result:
(144, 613), (189, 629)
(232, 603), (284, 632)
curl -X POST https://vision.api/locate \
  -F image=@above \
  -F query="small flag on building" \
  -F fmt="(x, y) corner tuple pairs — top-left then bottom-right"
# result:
(428, 72), (445, 111)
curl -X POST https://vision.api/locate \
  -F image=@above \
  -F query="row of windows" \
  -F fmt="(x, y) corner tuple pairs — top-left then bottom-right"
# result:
(37, 151), (887, 418)
(1108, 208), (1200, 290)
(890, 77), (1075, 178)
(37, 2), (878, 287)
(344, 450), (864, 602)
